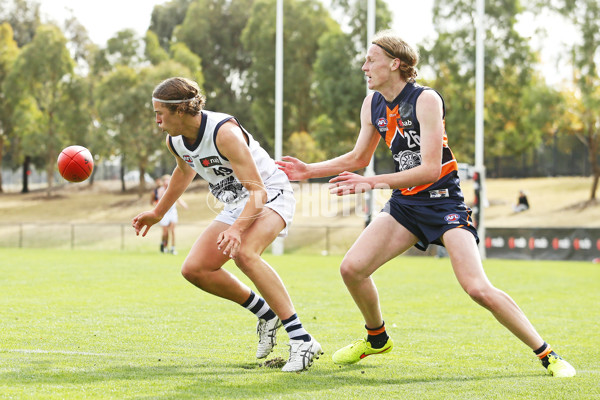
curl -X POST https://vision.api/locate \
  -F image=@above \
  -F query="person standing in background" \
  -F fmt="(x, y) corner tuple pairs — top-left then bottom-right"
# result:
(154, 174), (188, 254)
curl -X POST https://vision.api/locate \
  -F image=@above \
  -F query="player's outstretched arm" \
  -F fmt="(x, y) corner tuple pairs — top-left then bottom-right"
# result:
(275, 156), (310, 181)
(277, 94), (380, 181)
(132, 211), (161, 237)
(132, 136), (195, 237)
(330, 90), (445, 195)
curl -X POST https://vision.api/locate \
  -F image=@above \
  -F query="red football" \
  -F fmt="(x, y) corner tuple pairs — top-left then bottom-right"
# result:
(57, 145), (94, 182)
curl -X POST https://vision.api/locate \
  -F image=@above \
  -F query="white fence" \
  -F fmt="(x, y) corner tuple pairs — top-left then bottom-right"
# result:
(0, 222), (366, 256)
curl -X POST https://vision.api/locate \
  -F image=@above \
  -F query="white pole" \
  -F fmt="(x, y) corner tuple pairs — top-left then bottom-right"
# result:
(275, 0), (283, 162)
(272, 0), (284, 255)
(475, 0), (486, 258)
(364, 0), (376, 227)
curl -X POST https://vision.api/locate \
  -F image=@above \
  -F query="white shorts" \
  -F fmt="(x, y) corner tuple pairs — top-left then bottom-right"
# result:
(159, 206), (178, 227)
(215, 188), (295, 238)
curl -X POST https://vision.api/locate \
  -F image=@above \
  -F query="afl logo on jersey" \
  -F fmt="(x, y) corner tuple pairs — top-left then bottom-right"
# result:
(182, 155), (194, 165)
(444, 213), (460, 224)
(376, 118), (388, 128)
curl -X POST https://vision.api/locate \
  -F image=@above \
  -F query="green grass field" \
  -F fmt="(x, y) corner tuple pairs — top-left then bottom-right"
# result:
(1, 249), (598, 399)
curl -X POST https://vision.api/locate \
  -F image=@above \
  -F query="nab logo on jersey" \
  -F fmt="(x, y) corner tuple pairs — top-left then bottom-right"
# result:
(182, 155), (194, 165)
(200, 156), (222, 168)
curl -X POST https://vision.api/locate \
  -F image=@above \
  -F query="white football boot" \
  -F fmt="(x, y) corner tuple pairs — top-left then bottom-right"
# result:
(281, 337), (323, 372)
(256, 317), (282, 359)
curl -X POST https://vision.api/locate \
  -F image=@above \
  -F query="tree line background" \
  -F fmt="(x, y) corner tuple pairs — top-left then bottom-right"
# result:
(0, 0), (598, 201)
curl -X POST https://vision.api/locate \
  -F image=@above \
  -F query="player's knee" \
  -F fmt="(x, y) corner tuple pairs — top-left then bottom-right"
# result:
(181, 261), (207, 285)
(233, 248), (259, 272)
(465, 285), (494, 309)
(180, 262), (195, 281)
(339, 258), (361, 284)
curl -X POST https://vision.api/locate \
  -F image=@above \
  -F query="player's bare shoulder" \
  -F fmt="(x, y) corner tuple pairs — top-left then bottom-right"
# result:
(165, 134), (174, 153)
(360, 92), (376, 122)
(416, 89), (443, 113)
(362, 92), (376, 109)
(215, 120), (247, 149)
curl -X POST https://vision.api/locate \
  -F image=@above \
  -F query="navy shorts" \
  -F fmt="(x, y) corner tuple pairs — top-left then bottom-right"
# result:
(382, 197), (479, 251)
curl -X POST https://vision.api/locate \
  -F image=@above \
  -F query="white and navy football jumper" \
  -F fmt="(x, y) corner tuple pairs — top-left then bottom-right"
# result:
(168, 110), (292, 210)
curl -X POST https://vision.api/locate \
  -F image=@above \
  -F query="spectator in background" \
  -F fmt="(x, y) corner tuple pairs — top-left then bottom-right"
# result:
(513, 190), (529, 213)
(155, 174), (188, 254)
(150, 177), (162, 206)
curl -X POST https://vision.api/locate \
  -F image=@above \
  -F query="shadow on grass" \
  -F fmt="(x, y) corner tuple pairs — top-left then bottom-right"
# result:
(1, 356), (544, 399)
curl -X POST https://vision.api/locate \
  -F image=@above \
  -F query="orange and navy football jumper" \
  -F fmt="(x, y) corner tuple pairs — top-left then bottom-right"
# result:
(371, 82), (463, 204)
(372, 82), (478, 250)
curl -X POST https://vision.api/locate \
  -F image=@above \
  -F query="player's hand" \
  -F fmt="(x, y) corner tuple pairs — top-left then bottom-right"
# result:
(132, 211), (161, 237)
(217, 227), (242, 259)
(328, 171), (373, 196)
(275, 156), (309, 181)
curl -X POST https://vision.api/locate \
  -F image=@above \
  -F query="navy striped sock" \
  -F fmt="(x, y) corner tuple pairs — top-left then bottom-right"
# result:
(241, 291), (276, 321)
(282, 313), (311, 342)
